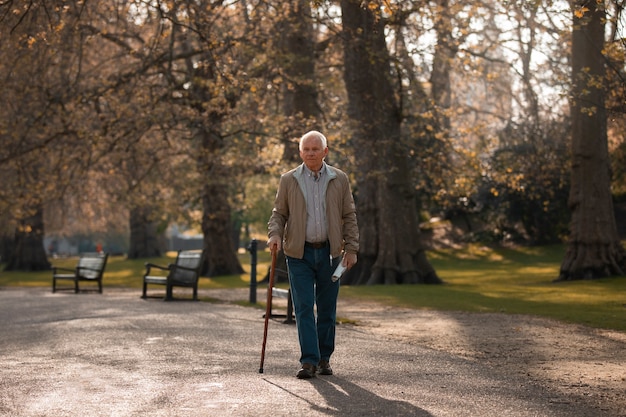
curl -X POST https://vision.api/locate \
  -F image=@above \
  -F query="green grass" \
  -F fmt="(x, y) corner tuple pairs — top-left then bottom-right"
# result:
(0, 251), (256, 290)
(341, 244), (626, 332)
(2, 244), (625, 332)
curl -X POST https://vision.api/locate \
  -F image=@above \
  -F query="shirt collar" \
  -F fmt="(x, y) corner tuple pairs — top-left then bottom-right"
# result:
(304, 163), (326, 179)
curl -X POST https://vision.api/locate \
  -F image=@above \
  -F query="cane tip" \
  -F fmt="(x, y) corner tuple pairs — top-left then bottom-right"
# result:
(259, 368), (264, 374)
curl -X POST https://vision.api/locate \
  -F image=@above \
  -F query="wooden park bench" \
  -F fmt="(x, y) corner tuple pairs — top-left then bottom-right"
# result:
(270, 286), (294, 324)
(261, 250), (294, 323)
(142, 250), (204, 301)
(52, 253), (109, 294)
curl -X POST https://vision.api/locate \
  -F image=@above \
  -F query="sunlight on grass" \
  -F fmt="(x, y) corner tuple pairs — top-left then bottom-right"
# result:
(342, 244), (626, 331)
(2, 245), (625, 331)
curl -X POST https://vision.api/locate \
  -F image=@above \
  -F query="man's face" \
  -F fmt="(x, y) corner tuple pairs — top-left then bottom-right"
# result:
(299, 136), (328, 171)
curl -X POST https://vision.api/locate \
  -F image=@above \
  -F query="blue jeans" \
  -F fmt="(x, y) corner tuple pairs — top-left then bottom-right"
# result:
(286, 245), (341, 366)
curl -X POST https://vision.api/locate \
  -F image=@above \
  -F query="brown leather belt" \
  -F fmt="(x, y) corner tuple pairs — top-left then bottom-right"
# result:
(305, 241), (328, 249)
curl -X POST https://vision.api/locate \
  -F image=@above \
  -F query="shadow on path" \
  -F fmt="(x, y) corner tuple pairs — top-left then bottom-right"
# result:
(264, 376), (432, 416)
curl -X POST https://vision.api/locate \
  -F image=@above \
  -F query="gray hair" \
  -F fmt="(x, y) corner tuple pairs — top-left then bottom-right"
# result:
(299, 130), (328, 151)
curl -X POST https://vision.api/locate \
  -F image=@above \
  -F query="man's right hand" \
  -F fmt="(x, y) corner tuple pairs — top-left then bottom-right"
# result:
(267, 236), (282, 253)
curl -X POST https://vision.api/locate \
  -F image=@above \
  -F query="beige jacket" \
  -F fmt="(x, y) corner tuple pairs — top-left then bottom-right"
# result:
(268, 163), (359, 259)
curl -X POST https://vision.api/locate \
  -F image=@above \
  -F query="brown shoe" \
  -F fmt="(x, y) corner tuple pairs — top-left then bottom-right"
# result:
(318, 360), (333, 375)
(296, 363), (316, 379)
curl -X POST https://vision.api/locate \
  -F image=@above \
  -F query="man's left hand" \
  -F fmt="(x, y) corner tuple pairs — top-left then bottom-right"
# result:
(343, 252), (357, 269)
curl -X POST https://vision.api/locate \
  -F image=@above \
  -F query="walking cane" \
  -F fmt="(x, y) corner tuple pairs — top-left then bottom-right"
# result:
(259, 248), (277, 373)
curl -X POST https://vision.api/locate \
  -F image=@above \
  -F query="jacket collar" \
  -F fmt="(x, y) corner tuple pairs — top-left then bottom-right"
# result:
(294, 162), (337, 180)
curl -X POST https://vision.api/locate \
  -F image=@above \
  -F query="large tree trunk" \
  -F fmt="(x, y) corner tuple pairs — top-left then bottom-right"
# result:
(276, 0), (320, 164)
(0, 234), (12, 265)
(340, 0), (441, 285)
(177, 29), (244, 278)
(558, 2), (626, 280)
(199, 128), (244, 277)
(4, 205), (51, 271)
(127, 205), (163, 259)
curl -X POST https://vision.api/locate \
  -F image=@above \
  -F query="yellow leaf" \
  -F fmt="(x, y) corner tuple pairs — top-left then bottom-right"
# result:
(574, 6), (589, 19)
(382, 0), (393, 15)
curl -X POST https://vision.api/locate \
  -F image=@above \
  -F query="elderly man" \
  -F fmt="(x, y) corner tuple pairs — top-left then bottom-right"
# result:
(267, 130), (359, 379)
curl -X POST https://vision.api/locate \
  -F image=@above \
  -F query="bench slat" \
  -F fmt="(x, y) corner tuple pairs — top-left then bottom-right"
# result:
(143, 276), (167, 285)
(272, 287), (290, 298)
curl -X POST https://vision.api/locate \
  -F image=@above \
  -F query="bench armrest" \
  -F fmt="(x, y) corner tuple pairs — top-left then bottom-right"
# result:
(144, 262), (171, 276)
(52, 266), (75, 274)
(144, 263), (169, 270)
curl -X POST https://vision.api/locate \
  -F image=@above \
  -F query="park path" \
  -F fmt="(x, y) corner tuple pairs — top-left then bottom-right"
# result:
(0, 287), (623, 416)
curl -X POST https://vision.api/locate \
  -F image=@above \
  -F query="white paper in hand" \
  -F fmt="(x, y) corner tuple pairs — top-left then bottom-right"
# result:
(332, 262), (346, 282)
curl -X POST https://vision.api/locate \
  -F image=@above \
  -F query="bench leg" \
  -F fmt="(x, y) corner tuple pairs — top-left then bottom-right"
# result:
(285, 289), (295, 324)
(52, 278), (56, 293)
(74, 279), (79, 294)
(193, 285), (198, 301)
(142, 282), (148, 299)
(165, 284), (173, 301)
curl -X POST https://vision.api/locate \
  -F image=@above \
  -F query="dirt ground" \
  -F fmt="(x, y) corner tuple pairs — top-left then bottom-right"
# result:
(334, 299), (626, 416)
(401, 225), (626, 415)
(6, 287), (623, 417)
(213, 287), (626, 416)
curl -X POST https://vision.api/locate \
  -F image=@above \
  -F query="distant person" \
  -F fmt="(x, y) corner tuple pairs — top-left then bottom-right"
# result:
(267, 130), (359, 379)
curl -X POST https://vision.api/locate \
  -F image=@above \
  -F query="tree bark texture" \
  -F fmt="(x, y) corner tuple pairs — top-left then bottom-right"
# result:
(340, 0), (441, 285)
(0, 235), (13, 265)
(199, 129), (244, 277)
(430, 0), (454, 131)
(4, 205), (51, 271)
(127, 206), (163, 259)
(558, 2), (626, 280)
(276, 0), (321, 164)
(179, 30), (244, 278)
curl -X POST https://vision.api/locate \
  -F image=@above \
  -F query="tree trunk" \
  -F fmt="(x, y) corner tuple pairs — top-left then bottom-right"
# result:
(177, 30), (244, 278)
(277, 0), (320, 164)
(127, 205), (163, 259)
(199, 128), (244, 277)
(4, 205), (51, 271)
(340, 0), (441, 285)
(430, 0), (454, 132)
(0, 234), (12, 265)
(558, 2), (626, 280)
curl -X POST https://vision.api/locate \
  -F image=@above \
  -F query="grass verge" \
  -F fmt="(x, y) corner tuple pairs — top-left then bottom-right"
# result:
(1, 244), (625, 332)
(341, 244), (626, 331)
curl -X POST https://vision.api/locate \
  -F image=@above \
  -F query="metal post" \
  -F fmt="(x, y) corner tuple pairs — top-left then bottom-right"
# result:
(247, 239), (257, 304)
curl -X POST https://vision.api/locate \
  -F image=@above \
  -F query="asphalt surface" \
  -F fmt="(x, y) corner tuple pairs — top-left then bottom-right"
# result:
(0, 287), (614, 417)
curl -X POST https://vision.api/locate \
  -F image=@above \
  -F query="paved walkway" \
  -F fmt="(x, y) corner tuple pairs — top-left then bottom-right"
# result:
(0, 288), (615, 416)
